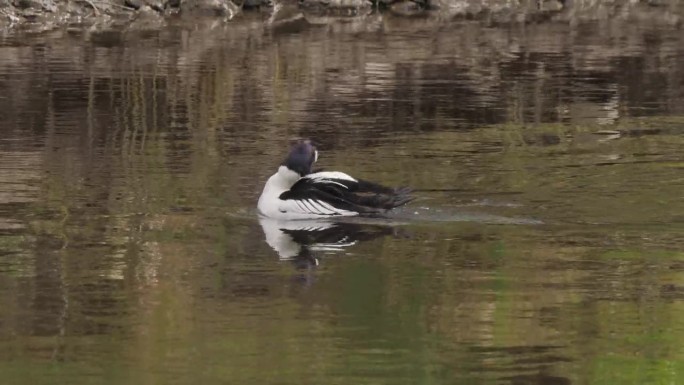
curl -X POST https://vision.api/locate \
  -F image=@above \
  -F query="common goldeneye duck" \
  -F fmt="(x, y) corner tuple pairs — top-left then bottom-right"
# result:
(257, 140), (414, 220)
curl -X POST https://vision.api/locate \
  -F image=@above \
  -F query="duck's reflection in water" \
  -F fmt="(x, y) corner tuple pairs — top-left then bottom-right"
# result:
(258, 217), (401, 270)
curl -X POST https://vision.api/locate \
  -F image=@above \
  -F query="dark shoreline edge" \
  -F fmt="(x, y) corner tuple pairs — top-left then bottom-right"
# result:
(0, 0), (680, 35)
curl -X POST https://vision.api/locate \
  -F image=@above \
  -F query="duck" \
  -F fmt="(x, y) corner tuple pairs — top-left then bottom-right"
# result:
(257, 140), (414, 220)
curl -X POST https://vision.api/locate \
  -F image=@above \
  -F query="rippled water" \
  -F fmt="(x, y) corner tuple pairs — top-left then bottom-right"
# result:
(1, 12), (684, 385)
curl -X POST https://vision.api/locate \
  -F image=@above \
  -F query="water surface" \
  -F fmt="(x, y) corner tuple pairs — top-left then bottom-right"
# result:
(1, 12), (684, 385)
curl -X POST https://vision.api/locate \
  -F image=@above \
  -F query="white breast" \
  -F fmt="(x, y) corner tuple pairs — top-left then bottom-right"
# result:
(257, 171), (290, 218)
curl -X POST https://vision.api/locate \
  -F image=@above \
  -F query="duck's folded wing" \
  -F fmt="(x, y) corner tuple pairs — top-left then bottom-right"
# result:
(306, 172), (414, 209)
(279, 174), (414, 216)
(305, 171), (398, 194)
(278, 179), (368, 216)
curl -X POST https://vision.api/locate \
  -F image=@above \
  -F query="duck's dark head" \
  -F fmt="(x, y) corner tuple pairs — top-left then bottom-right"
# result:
(282, 139), (318, 177)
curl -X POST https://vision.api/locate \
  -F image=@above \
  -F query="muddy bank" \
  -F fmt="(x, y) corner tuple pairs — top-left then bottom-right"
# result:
(0, 0), (682, 33)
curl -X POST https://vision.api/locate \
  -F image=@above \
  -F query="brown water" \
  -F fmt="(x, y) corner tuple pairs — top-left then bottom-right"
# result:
(1, 11), (684, 385)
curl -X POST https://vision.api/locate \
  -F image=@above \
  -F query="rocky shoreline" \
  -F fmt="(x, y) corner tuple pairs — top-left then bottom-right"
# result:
(0, 0), (681, 33)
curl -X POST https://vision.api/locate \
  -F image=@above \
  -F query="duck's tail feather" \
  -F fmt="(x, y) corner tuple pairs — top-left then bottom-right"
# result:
(351, 186), (415, 213)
